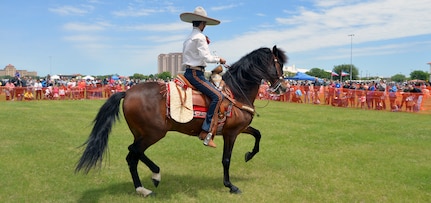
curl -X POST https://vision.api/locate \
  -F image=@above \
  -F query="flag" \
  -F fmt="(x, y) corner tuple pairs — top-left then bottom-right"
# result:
(331, 71), (339, 76)
(341, 71), (349, 76)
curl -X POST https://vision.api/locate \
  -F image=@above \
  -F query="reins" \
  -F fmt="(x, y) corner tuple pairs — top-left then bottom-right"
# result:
(222, 64), (259, 116)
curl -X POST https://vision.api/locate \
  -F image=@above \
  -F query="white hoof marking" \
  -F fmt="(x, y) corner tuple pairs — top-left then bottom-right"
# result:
(136, 187), (152, 197)
(152, 172), (161, 182)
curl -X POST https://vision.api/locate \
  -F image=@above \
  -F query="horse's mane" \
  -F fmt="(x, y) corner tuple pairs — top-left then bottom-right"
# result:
(223, 46), (287, 100)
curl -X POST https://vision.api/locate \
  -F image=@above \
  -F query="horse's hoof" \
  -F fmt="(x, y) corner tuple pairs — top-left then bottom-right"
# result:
(152, 179), (160, 187)
(136, 187), (153, 197)
(229, 186), (242, 194)
(245, 152), (252, 162)
(152, 173), (161, 187)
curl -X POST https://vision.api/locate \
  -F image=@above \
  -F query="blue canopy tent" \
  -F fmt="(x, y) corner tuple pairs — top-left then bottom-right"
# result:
(285, 72), (317, 81)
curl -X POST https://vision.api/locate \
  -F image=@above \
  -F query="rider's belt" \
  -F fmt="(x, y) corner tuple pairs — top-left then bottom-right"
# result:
(186, 65), (205, 72)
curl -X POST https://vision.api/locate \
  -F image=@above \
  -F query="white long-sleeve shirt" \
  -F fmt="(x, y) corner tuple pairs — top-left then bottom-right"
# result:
(182, 27), (220, 68)
(34, 82), (42, 90)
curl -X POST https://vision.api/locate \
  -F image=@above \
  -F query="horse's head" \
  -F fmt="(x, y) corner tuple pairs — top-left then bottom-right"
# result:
(223, 45), (288, 100)
(269, 45), (288, 89)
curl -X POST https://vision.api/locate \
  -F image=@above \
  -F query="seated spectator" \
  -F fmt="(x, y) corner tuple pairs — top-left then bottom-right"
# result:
(292, 86), (303, 103)
(44, 86), (52, 99)
(52, 85), (59, 100)
(24, 90), (34, 100)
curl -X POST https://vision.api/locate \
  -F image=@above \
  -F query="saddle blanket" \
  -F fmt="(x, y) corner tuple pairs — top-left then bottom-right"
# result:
(168, 81), (193, 123)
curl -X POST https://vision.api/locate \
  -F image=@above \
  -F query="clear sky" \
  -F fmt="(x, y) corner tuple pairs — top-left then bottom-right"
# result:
(1, 0), (430, 78)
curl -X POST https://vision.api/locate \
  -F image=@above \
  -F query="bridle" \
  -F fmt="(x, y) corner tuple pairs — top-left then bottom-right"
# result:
(267, 54), (284, 92)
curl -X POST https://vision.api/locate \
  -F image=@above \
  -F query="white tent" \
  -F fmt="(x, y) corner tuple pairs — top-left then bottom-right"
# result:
(83, 75), (95, 80)
(283, 64), (309, 73)
(51, 75), (60, 80)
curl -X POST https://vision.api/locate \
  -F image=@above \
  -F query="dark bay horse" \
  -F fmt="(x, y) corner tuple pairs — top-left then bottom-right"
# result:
(76, 46), (287, 196)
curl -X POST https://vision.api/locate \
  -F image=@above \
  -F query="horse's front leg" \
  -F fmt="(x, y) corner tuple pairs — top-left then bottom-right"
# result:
(241, 126), (261, 162)
(222, 134), (242, 194)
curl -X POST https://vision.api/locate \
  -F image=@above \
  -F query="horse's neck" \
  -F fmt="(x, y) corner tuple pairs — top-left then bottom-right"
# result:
(231, 85), (259, 107)
(223, 73), (260, 106)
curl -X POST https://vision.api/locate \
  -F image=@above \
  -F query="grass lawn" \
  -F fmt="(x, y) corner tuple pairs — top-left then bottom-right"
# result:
(0, 99), (430, 202)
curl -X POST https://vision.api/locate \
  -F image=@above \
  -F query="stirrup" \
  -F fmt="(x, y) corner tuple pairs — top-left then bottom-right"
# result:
(203, 132), (213, 146)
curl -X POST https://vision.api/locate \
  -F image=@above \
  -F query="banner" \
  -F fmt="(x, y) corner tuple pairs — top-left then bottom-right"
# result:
(341, 71), (349, 76)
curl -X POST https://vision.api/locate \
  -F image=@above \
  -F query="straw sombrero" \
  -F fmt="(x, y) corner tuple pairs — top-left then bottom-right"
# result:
(180, 6), (220, 25)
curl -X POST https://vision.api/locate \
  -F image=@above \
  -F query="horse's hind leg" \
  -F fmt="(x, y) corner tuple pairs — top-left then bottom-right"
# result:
(126, 149), (148, 196)
(126, 143), (160, 197)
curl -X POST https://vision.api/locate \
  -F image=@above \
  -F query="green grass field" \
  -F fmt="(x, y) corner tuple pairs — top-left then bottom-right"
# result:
(0, 99), (430, 202)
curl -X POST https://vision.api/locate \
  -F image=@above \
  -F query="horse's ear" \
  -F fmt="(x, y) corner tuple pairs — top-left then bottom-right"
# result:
(272, 45), (278, 56)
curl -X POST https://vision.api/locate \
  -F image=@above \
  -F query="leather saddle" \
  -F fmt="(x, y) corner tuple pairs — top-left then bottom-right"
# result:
(176, 74), (211, 109)
(176, 65), (224, 110)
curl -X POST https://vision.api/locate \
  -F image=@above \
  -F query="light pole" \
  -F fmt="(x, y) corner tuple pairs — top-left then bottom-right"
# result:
(348, 34), (354, 81)
(49, 56), (52, 75)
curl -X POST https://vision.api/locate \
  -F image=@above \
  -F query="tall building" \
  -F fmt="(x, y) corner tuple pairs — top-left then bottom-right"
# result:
(158, 53), (183, 76)
(0, 64), (37, 77)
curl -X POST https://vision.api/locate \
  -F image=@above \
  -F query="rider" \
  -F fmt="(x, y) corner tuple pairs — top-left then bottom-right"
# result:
(180, 6), (226, 148)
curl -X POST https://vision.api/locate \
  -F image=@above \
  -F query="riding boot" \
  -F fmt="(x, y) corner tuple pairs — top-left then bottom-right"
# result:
(205, 115), (220, 148)
(205, 137), (217, 148)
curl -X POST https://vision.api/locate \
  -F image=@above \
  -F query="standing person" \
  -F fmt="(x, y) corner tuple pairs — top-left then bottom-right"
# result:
(180, 6), (226, 148)
(348, 82), (357, 108)
(34, 79), (43, 100)
(377, 79), (387, 110)
(5, 81), (15, 100)
(327, 81), (335, 105)
(388, 83), (398, 111)
(356, 83), (366, 109)
(312, 77), (322, 104)
(282, 80), (291, 102)
(366, 82), (375, 109)
(303, 82), (310, 104)
(15, 71), (20, 79)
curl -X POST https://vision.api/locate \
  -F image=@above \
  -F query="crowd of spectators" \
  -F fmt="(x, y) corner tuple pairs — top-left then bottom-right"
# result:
(3, 72), (430, 113)
(259, 77), (430, 113)
(0, 72), (150, 101)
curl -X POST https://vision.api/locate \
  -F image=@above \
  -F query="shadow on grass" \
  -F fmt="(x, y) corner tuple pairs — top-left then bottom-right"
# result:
(77, 173), (252, 202)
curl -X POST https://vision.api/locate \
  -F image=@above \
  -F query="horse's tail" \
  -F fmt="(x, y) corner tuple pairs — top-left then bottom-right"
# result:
(75, 91), (126, 174)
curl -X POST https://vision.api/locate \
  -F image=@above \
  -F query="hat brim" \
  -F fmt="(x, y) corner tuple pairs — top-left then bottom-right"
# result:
(180, 13), (220, 25)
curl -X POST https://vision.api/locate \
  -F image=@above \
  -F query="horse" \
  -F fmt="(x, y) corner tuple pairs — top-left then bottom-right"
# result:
(75, 46), (287, 196)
